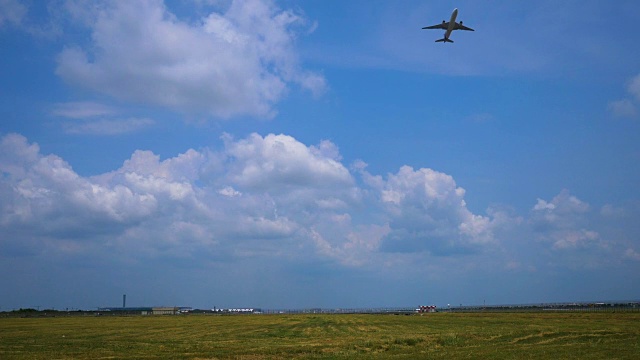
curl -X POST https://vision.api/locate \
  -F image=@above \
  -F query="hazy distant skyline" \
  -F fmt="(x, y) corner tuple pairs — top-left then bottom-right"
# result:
(1, 0), (639, 310)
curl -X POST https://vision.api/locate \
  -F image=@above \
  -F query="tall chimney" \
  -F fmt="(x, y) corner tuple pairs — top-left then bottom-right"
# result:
(123, 294), (126, 308)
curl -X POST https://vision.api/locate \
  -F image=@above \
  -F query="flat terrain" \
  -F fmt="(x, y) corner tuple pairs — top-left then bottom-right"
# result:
(1, 312), (639, 359)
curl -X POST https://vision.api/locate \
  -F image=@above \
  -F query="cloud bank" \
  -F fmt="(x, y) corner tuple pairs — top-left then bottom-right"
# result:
(0, 132), (490, 266)
(2, 132), (632, 270)
(2, 132), (639, 308)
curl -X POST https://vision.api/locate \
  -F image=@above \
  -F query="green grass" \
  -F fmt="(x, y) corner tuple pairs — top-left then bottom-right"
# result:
(1, 312), (639, 359)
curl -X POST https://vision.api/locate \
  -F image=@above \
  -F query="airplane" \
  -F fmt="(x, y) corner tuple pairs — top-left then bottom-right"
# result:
(422, 8), (474, 43)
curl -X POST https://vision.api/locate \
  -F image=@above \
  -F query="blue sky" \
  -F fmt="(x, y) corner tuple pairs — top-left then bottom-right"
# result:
(1, 0), (639, 310)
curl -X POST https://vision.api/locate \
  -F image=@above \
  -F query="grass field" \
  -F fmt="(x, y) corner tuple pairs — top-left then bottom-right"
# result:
(1, 312), (639, 359)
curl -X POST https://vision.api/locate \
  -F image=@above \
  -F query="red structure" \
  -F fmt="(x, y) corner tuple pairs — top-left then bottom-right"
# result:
(417, 305), (437, 313)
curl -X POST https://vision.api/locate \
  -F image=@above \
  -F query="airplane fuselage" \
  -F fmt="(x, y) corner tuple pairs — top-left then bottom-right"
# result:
(444, 8), (458, 40)
(422, 7), (473, 43)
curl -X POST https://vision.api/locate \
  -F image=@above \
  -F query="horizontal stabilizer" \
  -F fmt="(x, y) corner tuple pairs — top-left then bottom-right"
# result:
(435, 38), (453, 43)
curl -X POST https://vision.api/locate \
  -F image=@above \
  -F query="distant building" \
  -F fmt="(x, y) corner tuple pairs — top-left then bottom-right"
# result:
(97, 307), (181, 315)
(417, 305), (437, 313)
(211, 308), (259, 314)
(151, 307), (180, 315)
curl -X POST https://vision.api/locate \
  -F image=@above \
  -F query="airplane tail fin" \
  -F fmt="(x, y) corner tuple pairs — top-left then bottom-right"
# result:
(435, 38), (453, 43)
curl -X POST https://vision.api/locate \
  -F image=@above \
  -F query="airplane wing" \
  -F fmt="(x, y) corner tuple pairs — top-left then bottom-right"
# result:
(422, 22), (448, 30)
(454, 22), (474, 31)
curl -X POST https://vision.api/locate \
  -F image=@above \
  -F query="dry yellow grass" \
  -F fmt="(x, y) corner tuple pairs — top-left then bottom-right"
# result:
(0, 312), (638, 359)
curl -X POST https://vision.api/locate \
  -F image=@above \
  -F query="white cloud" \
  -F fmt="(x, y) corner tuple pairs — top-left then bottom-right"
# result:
(533, 198), (556, 211)
(600, 204), (625, 217)
(0, 133), (40, 178)
(0, 1), (64, 38)
(0, 134), (157, 238)
(4, 131), (639, 309)
(551, 229), (599, 250)
(6, 131), (635, 276)
(63, 117), (155, 135)
(310, 222), (390, 267)
(628, 73), (640, 101)
(609, 73), (640, 118)
(1, 132), (499, 267)
(52, 101), (155, 135)
(529, 190), (601, 250)
(223, 133), (353, 191)
(608, 99), (637, 118)
(362, 166), (495, 255)
(52, 101), (116, 119)
(218, 186), (241, 197)
(129, 149), (211, 186)
(624, 248), (640, 261)
(0, 0), (27, 28)
(55, 0), (326, 119)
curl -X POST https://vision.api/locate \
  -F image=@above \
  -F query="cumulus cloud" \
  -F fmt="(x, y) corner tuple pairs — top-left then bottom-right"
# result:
(360, 165), (495, 255)
(55, 0), (326, 119)
(3, 131), (638, 285)
(0, 134), (157, 242)
(1, 132), (499, 268)
(222, 133), (352, 191)
(529, 190), (601, 250)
